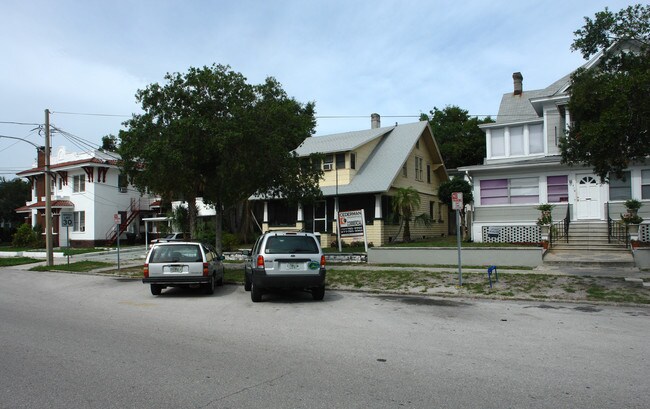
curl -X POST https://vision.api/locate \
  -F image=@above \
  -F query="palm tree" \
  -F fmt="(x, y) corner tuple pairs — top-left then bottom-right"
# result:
(391, 186), (431, 242)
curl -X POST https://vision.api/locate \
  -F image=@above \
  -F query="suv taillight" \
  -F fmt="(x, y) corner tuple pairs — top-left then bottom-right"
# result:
(320, 255), (326, 268)
(256, 255), (265, 268)
(203, 262), (209, 276)
(143, 263), (149, 278)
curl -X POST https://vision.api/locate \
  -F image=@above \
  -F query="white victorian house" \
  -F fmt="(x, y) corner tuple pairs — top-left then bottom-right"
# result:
(459, 62), (649, 244)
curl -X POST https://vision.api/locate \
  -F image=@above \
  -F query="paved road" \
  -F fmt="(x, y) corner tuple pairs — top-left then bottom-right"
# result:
(1, 268), (648, 408)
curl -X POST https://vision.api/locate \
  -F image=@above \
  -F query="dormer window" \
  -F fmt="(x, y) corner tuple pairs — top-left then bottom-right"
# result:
(490, 129), (505, 157)
(336, 153), (345, 169)
(350, 153), (356, 170)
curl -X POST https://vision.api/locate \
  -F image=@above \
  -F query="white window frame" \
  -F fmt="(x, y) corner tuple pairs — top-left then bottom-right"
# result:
(73, 174), (85, 193)
(73, 211), (85, 232)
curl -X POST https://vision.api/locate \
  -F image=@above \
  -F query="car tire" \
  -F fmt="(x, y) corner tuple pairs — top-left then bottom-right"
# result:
(244, 276), (252, 291)
(150, 284), (162, 296)
(251, 282), (262, 302)
(312, 285), (325, 301)
(217, 269), (224, 286)
(204, 275), (215, 295)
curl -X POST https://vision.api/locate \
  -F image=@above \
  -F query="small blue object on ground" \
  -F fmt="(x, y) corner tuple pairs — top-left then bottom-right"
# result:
(487, 265), (498, 288)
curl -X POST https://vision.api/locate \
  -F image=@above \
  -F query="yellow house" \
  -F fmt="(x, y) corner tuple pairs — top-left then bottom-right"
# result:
(253, 114), (449, 248)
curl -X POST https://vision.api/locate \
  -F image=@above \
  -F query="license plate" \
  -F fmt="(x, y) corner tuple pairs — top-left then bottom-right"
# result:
(284, 263), (301, 270)
(169, 265), (183, 273)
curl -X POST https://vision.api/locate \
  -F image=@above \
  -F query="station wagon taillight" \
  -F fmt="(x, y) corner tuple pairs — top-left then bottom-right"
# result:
(203, 263), (209, 276)
(320, 255), (326, 268)
(256, 255), (265, 268)
(143, 263), (149, 278)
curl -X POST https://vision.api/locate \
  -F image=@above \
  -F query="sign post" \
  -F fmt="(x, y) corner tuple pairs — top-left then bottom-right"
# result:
(451, 192), (463, 286)
(114, 213), (122, 270)
(61, 212), (73, 265)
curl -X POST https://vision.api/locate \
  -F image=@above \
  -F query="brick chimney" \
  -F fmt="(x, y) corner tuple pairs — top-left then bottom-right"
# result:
(513, 72), (523, 95)
(37, 146), (49, 167)
(371, 113), (381, 129)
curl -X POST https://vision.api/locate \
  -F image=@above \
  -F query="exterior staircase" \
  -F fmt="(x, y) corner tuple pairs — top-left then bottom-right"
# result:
(544, 221), (636, 268)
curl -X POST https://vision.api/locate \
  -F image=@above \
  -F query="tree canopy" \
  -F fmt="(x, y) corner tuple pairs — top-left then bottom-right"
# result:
(420, 106), (493, 170)
(560, 4), (650, 180)
(0, 177), (30, 225)
(119, 64), (321, 247)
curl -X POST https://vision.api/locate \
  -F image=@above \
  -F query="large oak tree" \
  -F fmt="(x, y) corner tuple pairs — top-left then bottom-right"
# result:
(119, 64), (322, 251)
(560, 4), (650, 180)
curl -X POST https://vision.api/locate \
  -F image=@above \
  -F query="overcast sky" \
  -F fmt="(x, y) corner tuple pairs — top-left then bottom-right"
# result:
(0, 0), (636, 178)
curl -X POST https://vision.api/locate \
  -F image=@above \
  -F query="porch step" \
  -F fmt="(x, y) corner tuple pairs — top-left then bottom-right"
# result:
(544, 220), (636, 268)
(543, 250), (636, 268)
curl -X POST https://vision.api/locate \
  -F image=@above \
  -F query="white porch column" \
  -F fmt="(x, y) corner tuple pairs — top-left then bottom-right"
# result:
(375, 194), (382, 219)
(297, 202), (304, 222)
(263, 201), (269, 223)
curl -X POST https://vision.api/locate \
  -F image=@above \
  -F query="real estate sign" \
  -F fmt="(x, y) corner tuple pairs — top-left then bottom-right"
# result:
(338, 210), (365, 238)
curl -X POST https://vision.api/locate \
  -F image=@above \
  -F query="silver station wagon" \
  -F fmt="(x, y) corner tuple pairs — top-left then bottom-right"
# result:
(143, 242), (225, 296)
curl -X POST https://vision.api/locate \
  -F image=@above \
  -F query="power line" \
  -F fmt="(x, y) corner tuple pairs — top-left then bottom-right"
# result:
(51, 111), (131, 118)
(0, 120), (41, 126)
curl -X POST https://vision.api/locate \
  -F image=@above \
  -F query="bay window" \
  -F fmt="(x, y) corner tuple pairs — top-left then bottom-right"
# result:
(480, 177), (539, 205)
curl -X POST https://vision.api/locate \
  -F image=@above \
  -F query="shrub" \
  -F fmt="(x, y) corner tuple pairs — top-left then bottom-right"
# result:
(221, 232), (240, 252)
(12, 223), (43, 248)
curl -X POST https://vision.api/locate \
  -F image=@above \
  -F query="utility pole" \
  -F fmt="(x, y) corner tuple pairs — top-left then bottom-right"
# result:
(45, 109), (53, 266)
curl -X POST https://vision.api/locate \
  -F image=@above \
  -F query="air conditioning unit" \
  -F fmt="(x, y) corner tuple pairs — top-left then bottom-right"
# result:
(323, 163), (333, 171)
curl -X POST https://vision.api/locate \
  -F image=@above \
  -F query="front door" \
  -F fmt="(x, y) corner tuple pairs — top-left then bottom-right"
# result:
(575, 174), (601, 219)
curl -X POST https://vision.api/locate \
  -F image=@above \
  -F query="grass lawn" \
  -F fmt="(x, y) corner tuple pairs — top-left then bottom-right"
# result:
(30, 261), (113, 273)
(0, 257), (40, 267)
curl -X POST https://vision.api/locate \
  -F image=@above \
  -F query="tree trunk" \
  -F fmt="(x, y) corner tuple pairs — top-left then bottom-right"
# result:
(214, 201), (223, 254)
(404, 219), (411, 242)
(187, 196), (197, 240)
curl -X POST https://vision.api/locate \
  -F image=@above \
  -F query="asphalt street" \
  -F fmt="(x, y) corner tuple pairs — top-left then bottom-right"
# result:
(1, 268), (648, 408)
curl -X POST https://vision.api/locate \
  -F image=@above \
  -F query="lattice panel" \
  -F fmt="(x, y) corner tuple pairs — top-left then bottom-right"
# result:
(640, 224), (649, 242)
(481, 226), (540, 243)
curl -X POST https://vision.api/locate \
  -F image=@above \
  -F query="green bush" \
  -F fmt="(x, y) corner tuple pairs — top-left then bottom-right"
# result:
(221, 233), (240, 251)
(12, 223), (44, 248)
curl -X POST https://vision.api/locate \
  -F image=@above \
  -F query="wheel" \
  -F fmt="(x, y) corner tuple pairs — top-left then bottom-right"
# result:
(217, 267), (224, 286)
(150, 284), (162, 296)
(312, 285), (325, 301)
(244, 276), (252, 291)
(204, 275), (215, 295)
(251, 282), (262, 302)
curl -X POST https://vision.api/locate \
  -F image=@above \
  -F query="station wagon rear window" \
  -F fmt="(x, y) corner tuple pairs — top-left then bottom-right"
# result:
(150, 245), (202, 263)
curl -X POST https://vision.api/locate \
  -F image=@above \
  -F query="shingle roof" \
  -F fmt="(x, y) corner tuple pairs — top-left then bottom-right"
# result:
(294, 127), (393, 155)
(318, 121), (431, 195)
(15, 200), (75, 213)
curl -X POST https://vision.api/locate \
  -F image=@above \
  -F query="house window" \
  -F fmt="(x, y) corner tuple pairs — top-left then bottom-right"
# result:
(480, 177), (539, 205)
(547, 175), (569, 203)
(642, 169), (650, 200)
(73, 211), (85, 232)
(415, 157), (423, 181)
(336, 153), (346, 169)
(427, 164), (431, 184)
(58, 178), (63, 190)
(609, 172), (631, 200)
(323, 154), (333, 171)
(490, 128), (505, 157)
(73, 175), (85, 193)
(416, 140), (420, 149)
(429, 201), (435, 218)
(402, 162), (407, 177)
(350, 153), (356, 170)
(529, 124), (544, 154)
(118, 174), (128, 193)
(510, 126), (524, 156)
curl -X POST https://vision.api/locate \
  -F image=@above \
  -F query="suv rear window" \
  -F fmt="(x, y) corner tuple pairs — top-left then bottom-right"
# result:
(264, 236), (319, 254)
(150, 244), (202, 263)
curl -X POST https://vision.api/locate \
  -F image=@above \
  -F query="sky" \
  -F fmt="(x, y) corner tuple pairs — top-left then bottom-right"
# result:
(0, 0), (637, 179)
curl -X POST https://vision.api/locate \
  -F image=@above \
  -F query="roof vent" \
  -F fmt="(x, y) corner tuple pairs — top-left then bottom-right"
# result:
(513, 72), (523, 96)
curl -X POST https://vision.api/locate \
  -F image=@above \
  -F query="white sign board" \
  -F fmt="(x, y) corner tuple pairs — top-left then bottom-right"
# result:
(338, 210), (365, 237)
(114, 213), (122, 225)
(451, 192), (463, 211)
(61, 212), (73, 227)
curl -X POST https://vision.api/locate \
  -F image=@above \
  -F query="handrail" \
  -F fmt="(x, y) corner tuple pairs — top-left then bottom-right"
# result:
(549, 204), (570, 248)
(606, 202), (629, 247)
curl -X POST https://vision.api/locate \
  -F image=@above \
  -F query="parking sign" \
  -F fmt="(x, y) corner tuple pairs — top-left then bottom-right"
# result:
(451, 192), (463, 210)
(61, 212), (73, 227)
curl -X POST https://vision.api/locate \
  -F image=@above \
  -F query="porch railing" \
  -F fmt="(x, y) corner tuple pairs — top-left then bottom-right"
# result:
(549, 204), (570, 248)
(606, 202), (629, 247)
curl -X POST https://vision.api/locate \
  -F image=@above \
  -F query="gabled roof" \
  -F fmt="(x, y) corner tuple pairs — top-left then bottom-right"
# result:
(294, 126), (393, 155)
(316, 121), (442, 196)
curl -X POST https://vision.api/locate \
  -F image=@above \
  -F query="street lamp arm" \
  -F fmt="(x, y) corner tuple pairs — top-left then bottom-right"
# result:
(0, 134), (40, 149)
